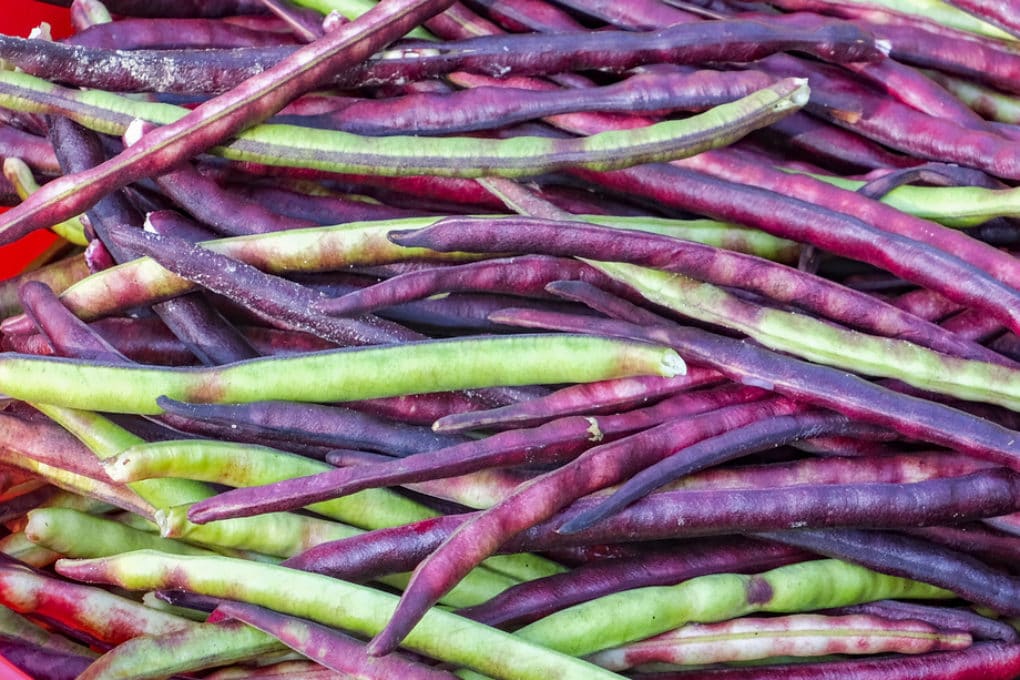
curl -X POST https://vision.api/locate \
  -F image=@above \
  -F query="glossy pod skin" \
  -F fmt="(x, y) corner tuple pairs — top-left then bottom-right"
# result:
(0, 334), (683, 414)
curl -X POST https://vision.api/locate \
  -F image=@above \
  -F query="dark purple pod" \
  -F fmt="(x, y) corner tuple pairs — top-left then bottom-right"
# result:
(67, 17), (300, 49)
(155, 397), (468, 456)
(108, 225), (423, 348)
(37, 0), (269, 17)
(456, 537), (806, 628)
(558, 410), (877, 534)
(489, 294), (1020, 469)
(433, 368), (723, 433)
(391, 216), (1004, 362)
(0, 640), (93, 680)
(152, 162), (314, 236)
(757, 527), (1020, 616)
(185, 384), (772, 522)
(832, 600), (1019, 643)
(17, 281), (127, 364)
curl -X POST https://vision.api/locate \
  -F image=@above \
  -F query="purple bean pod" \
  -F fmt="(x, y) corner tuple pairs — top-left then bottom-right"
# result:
(66, 16), (300, 49)
(558, 410), (877, 533)
(471, 0), (587, 32)
(755, 111), (919, 172)
(186, 383), (770, 522)
(668, 451), (996, 491)
(905, 524), (1020, 569)
(488, 298), (1020, 468)
(0, 124), (59, 175)
(549, 0), (698, 29)
(756, 527), (1020, 616)
(872, 21), (1020, 95)
(832, 600), (1019, 642)
(762, 54), (1020, 180)
(455, 537), (807, 628)
(107, 224), (425, 347)
(433, 368), (723, 433)
(390, 216), (1005, 361)
(0, 640), (94, 680)
(152, 162), (314, 236)
(315, 255), (616, 316)
(215, 601), (458, 679)
(218, 180), (430, 224)
(155, 397), (468, 456)
(0, 18), (879, 96)
(17, 281), (126, 364)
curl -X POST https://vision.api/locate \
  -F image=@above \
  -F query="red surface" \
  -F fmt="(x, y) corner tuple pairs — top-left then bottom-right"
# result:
(0, 6), (73, 677)
(0, 1), (74, 282)
(0, 654), (31, 680)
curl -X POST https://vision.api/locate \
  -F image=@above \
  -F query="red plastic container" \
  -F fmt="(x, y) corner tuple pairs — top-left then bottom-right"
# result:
(0, 1), (74, 282)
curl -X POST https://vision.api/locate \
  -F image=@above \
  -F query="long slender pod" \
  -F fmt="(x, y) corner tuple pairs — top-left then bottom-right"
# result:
(185, 384), (764, 521)
(0, 70), (809, 179)
(57, 550), (626, 680)
(455, 537), (806, 628)
(390, 217), (1001, 361)
(214, 601), (459, 679)
(75, 620), (287, 680)
(757, 528), (1020, 616)
(0, 335), (683, 414)
(488, 302), (1020, 468)
(584, 260), (1020, 409)
(586, 613), (971, 670)
(558, 411), (865, 533)
(0, 0), (459, 243)
(0, 20), (878, 93)
(432, 369), (722, 433)
(833, 600), (1019, 642)
(108, 224), (423, 347)
(631, 642), (1020, 680)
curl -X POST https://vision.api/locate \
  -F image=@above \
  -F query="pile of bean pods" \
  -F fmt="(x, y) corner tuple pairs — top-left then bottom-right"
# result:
(3, 0), (1020, 678)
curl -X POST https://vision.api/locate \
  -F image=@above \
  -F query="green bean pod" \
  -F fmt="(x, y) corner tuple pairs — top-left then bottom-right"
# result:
(220, 79), (808, 177)
(3, 158), (88, 245)
(106, 439), (440, 530)
(33, 404), (212, 507)
(514, 559), (954, 657)
(0, 69), (808, 177)
(77, 621), (288, 680)
(11, 215), (796, 330)
(0, 531), (59, 567)
(58, 550), (623, 680)
(589, 260), (1020, 412)
(103, 438), (564, 583)
(807, 171), (1020, 228)
(11, 218), (462, 326)
(0, 334), (684, 414)
(24, 507), (220, 559)
(34, 405), (366, 558)
(927, 70), (1020, 124)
